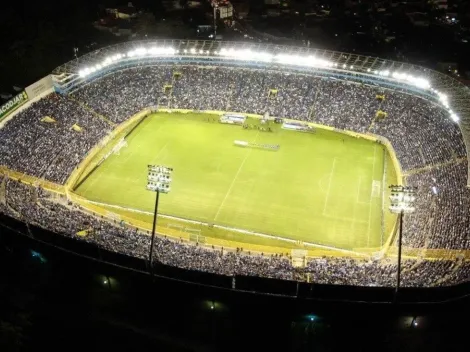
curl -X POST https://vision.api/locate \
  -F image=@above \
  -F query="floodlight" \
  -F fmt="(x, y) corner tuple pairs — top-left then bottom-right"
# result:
(147, 165), (174, 271)
(389, 185), (417, 300)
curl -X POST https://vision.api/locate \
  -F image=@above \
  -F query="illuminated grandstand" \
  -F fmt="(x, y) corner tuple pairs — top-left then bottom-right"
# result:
(0, 40), (469, 288)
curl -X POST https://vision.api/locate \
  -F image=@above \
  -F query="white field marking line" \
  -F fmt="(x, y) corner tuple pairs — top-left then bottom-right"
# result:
(80, 122), (152, 194)
(81, 199), (367, 256)
(150, 141), (169, 165)
(120, 123), (162, 165)
(122, 140), (169, 187)
(367, 144), (378, 247)
(83, 127), (166, 195)
(214, 131), (260, 221)
(322, 212), (368, 224)
(322, 157), (337, 215)
(350, 175), (362, 238)
(355, 176), (370, 205)
(79, 155), (115, 195)
(356, 176), (363, 203)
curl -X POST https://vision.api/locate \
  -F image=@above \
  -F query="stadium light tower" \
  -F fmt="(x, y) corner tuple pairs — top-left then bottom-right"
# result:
(389, 185), (416, 300)
(146, 165), (173, 272)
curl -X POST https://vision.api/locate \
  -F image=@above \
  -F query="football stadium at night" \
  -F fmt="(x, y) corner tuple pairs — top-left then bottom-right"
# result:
(1, 39), (469, 291)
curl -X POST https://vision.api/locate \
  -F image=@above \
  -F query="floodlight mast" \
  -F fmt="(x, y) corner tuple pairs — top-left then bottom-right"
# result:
(389, 185), (417, 302)
(147, 165), (173, 273)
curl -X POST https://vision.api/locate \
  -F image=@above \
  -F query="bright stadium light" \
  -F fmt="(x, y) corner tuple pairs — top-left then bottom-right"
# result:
(389, 185), (417, 301)
(147, 165), (173, 273)
(450, 113), (459, 122)
(74, 44), (460, 126)
(135, 47), (147, 56)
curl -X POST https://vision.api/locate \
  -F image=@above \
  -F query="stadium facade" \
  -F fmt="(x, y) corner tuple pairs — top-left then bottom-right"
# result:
(0, 40), (469, 295)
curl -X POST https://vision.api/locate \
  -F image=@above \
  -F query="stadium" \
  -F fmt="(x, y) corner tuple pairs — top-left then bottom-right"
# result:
(0, 39), (469, 290)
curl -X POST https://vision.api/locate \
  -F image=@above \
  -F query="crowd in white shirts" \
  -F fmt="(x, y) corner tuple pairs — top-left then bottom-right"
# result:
(1, 177), (468, 287)
(0, 64), (468, 287)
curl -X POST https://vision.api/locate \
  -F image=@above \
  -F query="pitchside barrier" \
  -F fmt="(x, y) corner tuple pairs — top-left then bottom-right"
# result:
(0, 107), (410, 260)
(0, 166), (65, 194)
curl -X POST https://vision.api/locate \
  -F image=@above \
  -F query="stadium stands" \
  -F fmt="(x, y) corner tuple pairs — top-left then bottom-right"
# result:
(0, 64), (469, 287)
(1, 177), (467, 287)
(0, 94), (111, 184)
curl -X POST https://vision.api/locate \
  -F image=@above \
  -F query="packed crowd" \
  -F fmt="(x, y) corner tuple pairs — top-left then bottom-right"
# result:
(0, 63), (468, 286)
(75, 65), (470, 251)
(1, 178), (468, 287)
(0, 94), (111, 184)
(405, 161), (470, 249)
(73, 65), (466, 168)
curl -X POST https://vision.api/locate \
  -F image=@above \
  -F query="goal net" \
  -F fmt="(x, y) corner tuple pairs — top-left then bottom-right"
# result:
(113, 139), (128, 155)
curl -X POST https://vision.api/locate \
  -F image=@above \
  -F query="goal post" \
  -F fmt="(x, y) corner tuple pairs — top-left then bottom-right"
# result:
(113, 138), (128, 155)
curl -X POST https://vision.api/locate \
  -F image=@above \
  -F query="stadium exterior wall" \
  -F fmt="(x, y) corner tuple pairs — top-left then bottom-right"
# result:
(25, 75), (53, 100)
(0, 75), (54, 129)
(0, 91), (28, 125)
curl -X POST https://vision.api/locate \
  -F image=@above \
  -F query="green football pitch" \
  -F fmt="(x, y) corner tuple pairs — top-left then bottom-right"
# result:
(76, 112), (388, 250)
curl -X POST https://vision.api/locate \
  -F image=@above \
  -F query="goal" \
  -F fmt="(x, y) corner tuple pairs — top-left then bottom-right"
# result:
(113, 139), (128, 155)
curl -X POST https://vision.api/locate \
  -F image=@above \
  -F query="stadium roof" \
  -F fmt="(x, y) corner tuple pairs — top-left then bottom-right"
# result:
(52, 39), (470, 182)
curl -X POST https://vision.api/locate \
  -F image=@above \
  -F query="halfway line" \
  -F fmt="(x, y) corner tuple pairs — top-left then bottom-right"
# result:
(214, 131), (259, 221)
(322, 157), (337, 214)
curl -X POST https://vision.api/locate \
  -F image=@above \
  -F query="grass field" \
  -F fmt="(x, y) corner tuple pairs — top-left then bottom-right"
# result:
(76, 112), (387, 250)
